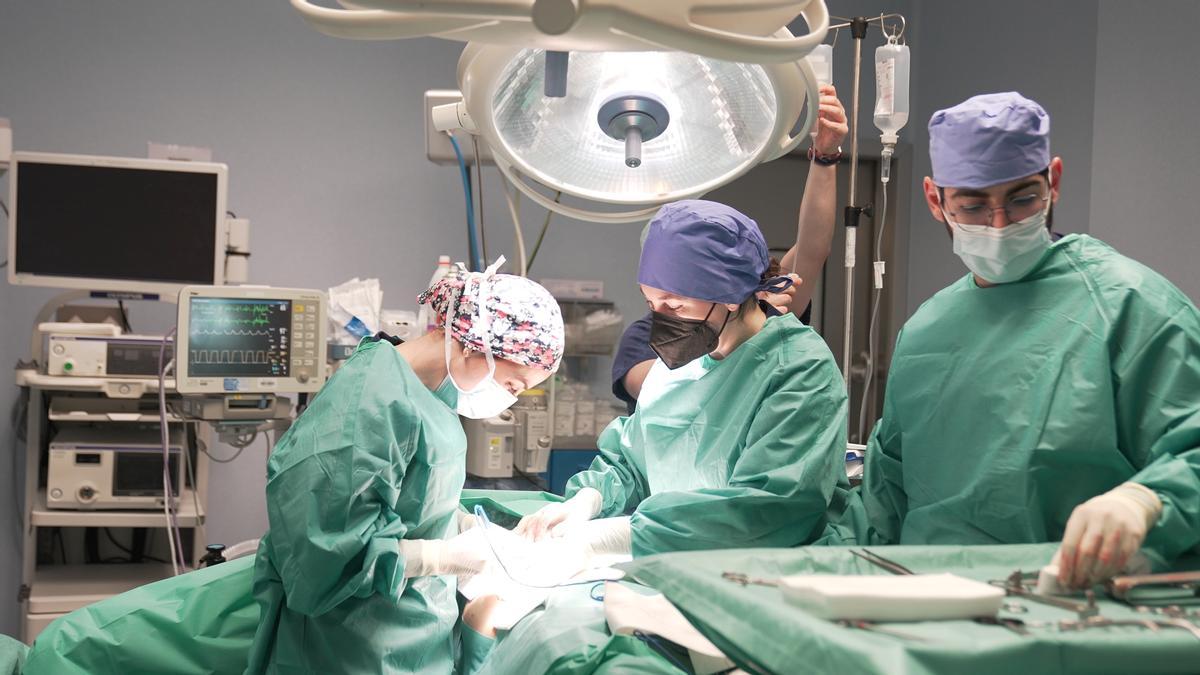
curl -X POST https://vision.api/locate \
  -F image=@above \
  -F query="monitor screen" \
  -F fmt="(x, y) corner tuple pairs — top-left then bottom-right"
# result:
(13, 159), (220, 286)
(187, 297), (292, 378)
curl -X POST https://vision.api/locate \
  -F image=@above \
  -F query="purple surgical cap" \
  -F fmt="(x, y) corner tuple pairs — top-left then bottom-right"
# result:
(638, 200), (770, 305)
(929, 92), (1050, 189)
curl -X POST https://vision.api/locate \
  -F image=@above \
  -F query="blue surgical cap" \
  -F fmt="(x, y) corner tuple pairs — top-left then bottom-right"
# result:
(929, 92), (1050, 189)
(638, 200), (769, 304)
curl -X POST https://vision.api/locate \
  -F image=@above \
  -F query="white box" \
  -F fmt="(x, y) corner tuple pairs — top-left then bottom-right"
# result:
(540, 279), (605, 300)
(554, 401), (576, 437)
(575, 400), (596, 437)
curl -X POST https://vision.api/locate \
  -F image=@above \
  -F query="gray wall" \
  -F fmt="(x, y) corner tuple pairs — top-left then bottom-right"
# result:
(1089, 0), (1200, 300)
(901, 0), (1100, 313)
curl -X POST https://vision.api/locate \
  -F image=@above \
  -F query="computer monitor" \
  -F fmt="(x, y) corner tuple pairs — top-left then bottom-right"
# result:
(175, 286), (328, 395)
(7, 152), (228, 296)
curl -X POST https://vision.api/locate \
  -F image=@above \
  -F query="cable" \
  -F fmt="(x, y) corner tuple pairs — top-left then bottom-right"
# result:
(500, 175), (528, 277)
(857, 155), (891, 441)
(447, 132), (483, 272)
(117, 300), (132, 333)
(225, 210), (238, 219)
(183, 424), (203, 550)
(631, 631), (690, 672)
(159, 328), (183, 575)
(200, 431), (254, 463)
(56, 528), (67, 564)
(511, 466), (544, 490)
(525, 191), (561, 274)
(104, 528), (168, 564)
(86, 528), (100, 564)
(0, 198), (8, 268)
(10, 391), (28, 550)
(471, 135), (488, 263)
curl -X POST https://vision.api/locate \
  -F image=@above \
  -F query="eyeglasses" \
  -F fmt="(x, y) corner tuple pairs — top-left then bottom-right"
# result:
(942, 188), (1050, 227)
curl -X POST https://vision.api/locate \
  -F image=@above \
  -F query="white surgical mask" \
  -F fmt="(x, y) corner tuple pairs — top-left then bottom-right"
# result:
(945, 203), (1053, 284)
(443, 259), (518, 419)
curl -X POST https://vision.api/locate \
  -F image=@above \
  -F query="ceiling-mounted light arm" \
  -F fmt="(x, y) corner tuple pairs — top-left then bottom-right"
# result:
(289, 0), (494, 40)
(293, 0), (829, 65)
(612, 0), (828, 64)
(764, 55), (819, 161)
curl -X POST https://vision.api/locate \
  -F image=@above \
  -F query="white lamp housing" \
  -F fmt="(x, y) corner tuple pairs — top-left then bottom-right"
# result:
(292, 0), (828, 221)
(457, 43), (817, 222)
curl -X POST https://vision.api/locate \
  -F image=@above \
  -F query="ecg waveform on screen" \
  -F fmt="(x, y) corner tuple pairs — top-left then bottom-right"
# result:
(188, 298), (292, 377)
(194, 329), (272, 337)
(190, 349), (272, 365)
(193, 302), (274, 327)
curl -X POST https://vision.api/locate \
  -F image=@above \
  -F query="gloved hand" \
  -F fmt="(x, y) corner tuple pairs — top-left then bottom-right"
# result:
(456, 508), (479, 534)
(514, 488), (603, 541)
(399, 530), (489, 578)
(562, 516), (633, 559)
(1057, 482), (1163, 589)
(535, 517), (631, 580)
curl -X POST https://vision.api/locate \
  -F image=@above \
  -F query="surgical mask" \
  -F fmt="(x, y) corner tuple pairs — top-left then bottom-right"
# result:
(944, 203), (1053, 284)
(443, 262), (518, 419)
(649, 304), (730, 370)
(443, 362), (517, 419)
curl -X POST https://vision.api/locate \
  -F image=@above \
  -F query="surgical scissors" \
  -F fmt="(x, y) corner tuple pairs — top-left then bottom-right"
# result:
(721, 571), (779, 588)
(990, 570), (1100, 620)
(1058, 616), (1200, 642)
(850, 549), (915, 575)
(837, 619), (928, 642)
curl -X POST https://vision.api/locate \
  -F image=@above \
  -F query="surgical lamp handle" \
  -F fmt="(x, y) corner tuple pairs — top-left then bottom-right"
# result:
(766, 56), (820, 162)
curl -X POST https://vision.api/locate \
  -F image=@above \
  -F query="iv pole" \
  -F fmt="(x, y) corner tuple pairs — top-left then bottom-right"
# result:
(827, 13), (906, 390)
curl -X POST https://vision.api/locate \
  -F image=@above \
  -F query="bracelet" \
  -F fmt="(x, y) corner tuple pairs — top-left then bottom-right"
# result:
(808, 145), (842, 166)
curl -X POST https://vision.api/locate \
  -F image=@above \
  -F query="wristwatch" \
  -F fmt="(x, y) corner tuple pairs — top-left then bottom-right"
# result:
(807, 145), (842, 166)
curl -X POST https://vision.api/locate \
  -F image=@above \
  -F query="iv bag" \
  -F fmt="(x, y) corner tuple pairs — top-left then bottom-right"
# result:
(806, 43), (834, 88)
(874, 42), (910, 144)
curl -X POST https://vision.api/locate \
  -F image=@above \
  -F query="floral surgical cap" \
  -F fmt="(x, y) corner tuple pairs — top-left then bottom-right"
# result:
(418, 266), (564, 372)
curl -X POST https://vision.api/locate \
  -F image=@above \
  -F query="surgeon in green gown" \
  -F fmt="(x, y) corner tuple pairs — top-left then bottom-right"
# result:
(245, 258), (564, 674)
(861, 92), (1200, 589)
(517, 200), (853, 558)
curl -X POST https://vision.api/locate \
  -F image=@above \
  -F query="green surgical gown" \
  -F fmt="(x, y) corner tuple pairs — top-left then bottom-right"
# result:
(567, 314), (852, 557)
(245, 338), (473, 673)
(863, 235), (1200, 568)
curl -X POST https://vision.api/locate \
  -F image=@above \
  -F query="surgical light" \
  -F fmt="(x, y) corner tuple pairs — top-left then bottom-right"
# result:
(291, 0), (829, 222)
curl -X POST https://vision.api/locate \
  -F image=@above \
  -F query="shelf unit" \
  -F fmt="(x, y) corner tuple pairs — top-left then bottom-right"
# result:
(31, 489), (205, 528)
(28, 563), (176, 614)
(16, 371), (212, 643)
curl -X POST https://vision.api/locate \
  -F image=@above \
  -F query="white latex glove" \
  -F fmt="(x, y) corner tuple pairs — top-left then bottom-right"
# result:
(399, 531), (489, 578)
(525, 518), (630, 583)
(564, 516), (633, 559)
(1056, 482), (1162, 589)
(456, 509), (479, 534)
(514, 488), (603, 541)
